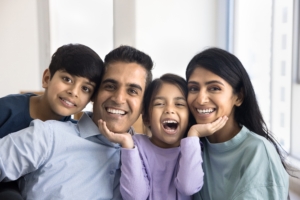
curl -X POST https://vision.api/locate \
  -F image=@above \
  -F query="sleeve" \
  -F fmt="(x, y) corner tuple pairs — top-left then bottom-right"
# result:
(232, 186), (289, 200)
(0, 96), (13, 127)
(174, 137), (204, 195)
(232, 138), (289, 200)
(0, 120), (54, 182)
(120, 145), (150, 200)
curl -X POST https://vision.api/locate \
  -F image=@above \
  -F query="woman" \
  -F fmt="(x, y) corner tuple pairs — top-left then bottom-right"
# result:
(186, 47), (289, 200)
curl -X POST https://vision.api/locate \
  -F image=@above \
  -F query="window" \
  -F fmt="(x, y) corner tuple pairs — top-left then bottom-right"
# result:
(231, 0), (293, 154)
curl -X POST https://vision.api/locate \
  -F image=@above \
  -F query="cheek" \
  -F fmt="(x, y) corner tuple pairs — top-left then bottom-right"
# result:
(130, 99), (143, 113)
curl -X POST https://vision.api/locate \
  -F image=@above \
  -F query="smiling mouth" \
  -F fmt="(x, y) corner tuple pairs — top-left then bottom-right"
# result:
(106, 108), (126, 115)
(162, 120), (178, 131)
(60, 97), (76, 106)
(197, 108), (215, 114)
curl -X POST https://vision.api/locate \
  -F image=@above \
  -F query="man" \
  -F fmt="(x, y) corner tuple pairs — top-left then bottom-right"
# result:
(0, 45), (153, 200)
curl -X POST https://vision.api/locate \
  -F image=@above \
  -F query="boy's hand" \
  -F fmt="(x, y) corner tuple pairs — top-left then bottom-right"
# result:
(188, 116), (228, 137)
(97, 119), (134, 149)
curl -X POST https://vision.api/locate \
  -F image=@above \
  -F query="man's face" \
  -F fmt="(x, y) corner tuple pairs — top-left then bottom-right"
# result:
(92, 62), (147, 133)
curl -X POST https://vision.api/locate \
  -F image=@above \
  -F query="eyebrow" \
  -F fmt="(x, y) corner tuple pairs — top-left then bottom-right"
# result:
(188, 80), (224, 86)
(102, 78), (143, 92)
(153, 96), (186, 101)
(85, 81), (96, 87)
(61, 71), (96, 86)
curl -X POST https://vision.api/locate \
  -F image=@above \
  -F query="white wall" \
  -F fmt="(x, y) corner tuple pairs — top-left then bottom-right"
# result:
(0, 0), (41, 97)
(135, 0), (218, 79)
(113, 0), (220, 79)
(0, 0), (220, 98)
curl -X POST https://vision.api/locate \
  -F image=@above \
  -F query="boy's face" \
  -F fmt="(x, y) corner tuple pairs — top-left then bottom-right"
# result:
(42, 69), (96, 117)
(92, 62), (147, 133)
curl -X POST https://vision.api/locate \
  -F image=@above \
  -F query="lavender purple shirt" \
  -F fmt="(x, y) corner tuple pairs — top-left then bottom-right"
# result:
(120, 134), (204, 200)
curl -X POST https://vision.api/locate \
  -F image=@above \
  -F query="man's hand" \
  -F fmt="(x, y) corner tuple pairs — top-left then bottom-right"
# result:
(97, 119), (134, 149)
(188, 116), (228, 137)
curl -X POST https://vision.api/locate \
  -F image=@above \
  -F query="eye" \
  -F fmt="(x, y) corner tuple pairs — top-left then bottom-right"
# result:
(209, 86), (221, 91)
(82, 86), (92, 93)
(104, 83), (115, 91)
(188, 86), (199, 92)
(128, 88), (138, 95)
(153, 101), (164, 106)
(175, 100), (187, 107)
(62, 76), (72, 83)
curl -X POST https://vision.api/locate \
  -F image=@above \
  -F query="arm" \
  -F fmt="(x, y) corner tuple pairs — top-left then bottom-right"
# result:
(175, 116), (228, 195)
(174, 137), (204, 195)
(97, 119), (134, 148)
(0, 120), (53, 182)
(120, 145), (150, 200)
(97, 121), (150, 199)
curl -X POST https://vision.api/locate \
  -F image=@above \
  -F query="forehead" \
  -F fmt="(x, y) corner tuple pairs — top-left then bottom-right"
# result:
(156, 83), (185, 97)
(103, 61), (147, 88)
(189, 67), (224, 82)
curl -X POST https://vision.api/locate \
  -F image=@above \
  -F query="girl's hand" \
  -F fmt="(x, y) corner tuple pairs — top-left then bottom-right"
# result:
(97, 119), (134, 149)
(188, 116), (228, 137)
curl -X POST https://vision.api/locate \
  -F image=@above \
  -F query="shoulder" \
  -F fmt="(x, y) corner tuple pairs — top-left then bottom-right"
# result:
(133, 134), (150, 144)
(241, 128), (278, 158)
(0, 93), (36, 101)
(0, 93), (35, 107)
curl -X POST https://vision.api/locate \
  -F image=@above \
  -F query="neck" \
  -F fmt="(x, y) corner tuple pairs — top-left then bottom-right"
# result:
(206, 119), (242, 143)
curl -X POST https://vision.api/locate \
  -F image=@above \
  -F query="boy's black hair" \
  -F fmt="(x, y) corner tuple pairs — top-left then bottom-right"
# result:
(104, 45), (153, 89)
(142, 73), (194, 137)
(49, 44), (104, 96)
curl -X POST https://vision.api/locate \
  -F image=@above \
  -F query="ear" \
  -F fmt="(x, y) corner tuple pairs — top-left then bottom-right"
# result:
(235, 89), (244, 107)
(42, 69), (51, 89)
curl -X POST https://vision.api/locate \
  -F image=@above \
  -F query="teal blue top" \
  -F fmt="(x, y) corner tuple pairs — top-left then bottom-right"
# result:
(193, 126), (289, 200)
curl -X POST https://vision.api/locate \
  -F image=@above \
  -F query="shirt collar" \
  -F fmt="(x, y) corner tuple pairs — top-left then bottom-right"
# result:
(77, 112), (100, 139)
(77, 111), (135, 138)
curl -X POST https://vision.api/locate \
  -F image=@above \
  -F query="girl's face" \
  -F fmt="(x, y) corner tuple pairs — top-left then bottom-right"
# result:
(187, 67), (242, 130)
(149, 83), (189, 148)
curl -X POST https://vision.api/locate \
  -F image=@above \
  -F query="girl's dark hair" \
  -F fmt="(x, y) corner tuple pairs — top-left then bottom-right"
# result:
(142, 73), (194, 136)
(186, 47), (289, 172)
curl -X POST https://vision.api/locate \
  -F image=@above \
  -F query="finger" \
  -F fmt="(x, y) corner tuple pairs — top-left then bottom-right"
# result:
(211, 116), (228, 132)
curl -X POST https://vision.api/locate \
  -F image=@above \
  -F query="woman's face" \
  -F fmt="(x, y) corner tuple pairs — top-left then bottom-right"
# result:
(187, 67), (242, 126)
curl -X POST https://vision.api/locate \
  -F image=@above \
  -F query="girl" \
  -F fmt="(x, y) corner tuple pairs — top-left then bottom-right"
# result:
(186, 47), (289, 200)
(98, 73), (227, 200)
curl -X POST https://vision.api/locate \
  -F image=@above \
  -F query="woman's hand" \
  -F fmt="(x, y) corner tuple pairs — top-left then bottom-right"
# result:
(187, 116), (228, 137)
(97, 119), (134, 149)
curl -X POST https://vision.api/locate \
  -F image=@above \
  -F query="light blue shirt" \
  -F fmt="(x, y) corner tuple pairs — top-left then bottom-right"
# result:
(0, 112), (126, 200)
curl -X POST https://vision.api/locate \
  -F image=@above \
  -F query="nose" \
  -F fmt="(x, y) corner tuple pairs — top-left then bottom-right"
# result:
(67, 84), (80, 98)
(164, 104), (175, 114)
(111, 88), (126, 104)
(196, 90), (209, 105)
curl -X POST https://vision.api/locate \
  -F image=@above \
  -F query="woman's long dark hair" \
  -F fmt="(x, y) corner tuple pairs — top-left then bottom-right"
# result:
(186, 47), (291, 173)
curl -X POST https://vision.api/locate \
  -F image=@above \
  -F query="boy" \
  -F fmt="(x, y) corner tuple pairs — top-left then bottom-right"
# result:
(0, 43), (104, 199)
(0, 45), (153, 199)
(0, 43), (104, 137)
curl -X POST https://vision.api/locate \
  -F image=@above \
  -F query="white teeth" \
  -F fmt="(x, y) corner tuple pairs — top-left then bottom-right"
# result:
(62, 99), (75, 106)
(107, 108), (125, 115)
(163, 120), (177, 124)
(197, 108), (214, 114)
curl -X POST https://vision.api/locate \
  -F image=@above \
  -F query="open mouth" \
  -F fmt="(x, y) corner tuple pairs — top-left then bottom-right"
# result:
(197, 108), (215, 114)
(162, 120), (178, 132)
(106, 108), (126, 115)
